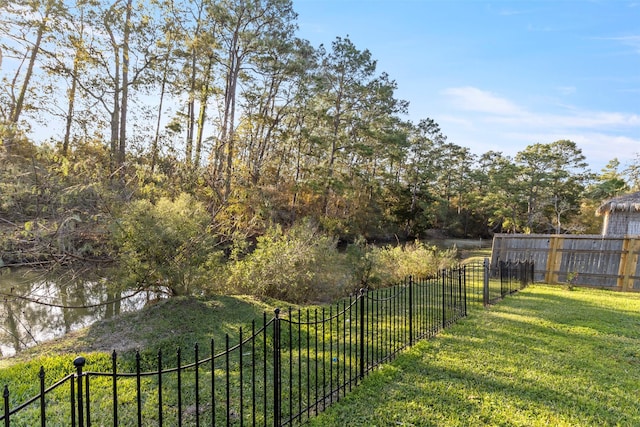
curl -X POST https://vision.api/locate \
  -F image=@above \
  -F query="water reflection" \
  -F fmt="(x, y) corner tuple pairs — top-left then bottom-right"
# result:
(0, 269), (152, 358)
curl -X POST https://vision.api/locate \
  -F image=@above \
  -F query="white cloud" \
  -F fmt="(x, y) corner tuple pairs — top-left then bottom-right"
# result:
(439, 86), (640, 170)
(497, 8), (530, 16)
(596, 34), (640, 54)
(435, 114), (475, 128)
(443, 86), (639, 130)
(442, 87), (527, 116)
(487, 110), (640, 130)
(556, 86), (576, 95)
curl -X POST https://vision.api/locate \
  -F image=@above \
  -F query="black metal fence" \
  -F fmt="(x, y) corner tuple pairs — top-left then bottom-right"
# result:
(463, 261), (486, 305)
(0, 262), (530, 426)
(463, 259), (534, 306)
(492, 259), (534, 303)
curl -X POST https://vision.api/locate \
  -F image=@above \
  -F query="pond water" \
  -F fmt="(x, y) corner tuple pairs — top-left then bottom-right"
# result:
(0, 269), (155, 358)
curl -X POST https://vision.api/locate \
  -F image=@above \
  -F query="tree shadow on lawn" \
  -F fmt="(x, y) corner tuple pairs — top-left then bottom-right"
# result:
(506, 286), (640, 340)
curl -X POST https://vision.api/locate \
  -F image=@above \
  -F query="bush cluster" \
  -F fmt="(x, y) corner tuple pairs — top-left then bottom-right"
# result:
(219, 225), (459, 303)
(112, 193), (222, 296)
(357, 241), (459, 288)
(222, 221), (351, 303)
(112, 194), (460, 304)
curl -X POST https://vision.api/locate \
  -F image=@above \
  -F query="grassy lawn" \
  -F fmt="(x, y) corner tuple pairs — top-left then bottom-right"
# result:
(459, 246), (492, 264)
(308, 285), (640, 427)
(3, 283), (639, 426)
(0, 294), (291, 425)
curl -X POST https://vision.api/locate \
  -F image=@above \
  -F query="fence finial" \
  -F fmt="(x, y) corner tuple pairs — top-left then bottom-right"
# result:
(73, 356), (86, 369)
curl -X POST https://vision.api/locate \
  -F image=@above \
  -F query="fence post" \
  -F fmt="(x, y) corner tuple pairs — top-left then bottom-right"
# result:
(483, 258), (489, 306)
(273, 308), (281, 427)
(39, 367), (45, 426)
(112, 351), (118, 426)
(461, 267), (467, 317)
(135, 351), (142, 427)
(408, 276), (413, 346)
(441, 270), (446, 329)
(71, 372), (76, 427)
(73, 356), (86, 427)
(500, 261), (506, 297)
(530, 260), (535, 285)
(3, 385), (9, 427)
(359, 289), (366, 380)
(157, 350), (162, 426)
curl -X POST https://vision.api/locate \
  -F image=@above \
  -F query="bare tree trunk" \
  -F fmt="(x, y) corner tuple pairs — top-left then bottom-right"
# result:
(106, 7), (121, 173)
(214, 38), (240, 201)
(224, 69), (238, 199)
(62, 59), (79, 155)
(63, 10), (85, 156)
(185, 4), (204, 166)
(194, 56), (213, 169)
(151, 55), (169, 173)
(194, 87), (208, 169)
(117, 0), (133, 168)
(109, 84), (120, 173)
(11, 1), (54, 125)
(323, 89), (342, 216)
(186, 64), (196, 165)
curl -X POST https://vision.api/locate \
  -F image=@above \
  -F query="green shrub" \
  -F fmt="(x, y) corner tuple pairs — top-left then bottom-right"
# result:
(111, 192), (223, 296)
(354, 240), (458, 288)
(225, 221), (351, 303)
(225, 224), (459, 303)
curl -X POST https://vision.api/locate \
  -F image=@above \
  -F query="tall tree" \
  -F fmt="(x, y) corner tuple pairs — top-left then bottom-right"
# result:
(72, 0), (159, 173)
(478, 151), (525, 233)
(168, 0), (220, 168)
(515, 140), (591, 233)
(623, 153), (640, 191)
(147, 0), (190, 172)
(400, 118), (443, 235)
(58, 2), (89, 155)
(8, 0), (58, 125)
(0, 0), (66, 152)
(312, 36), (407, 218)
(206, 0), (297, 201)
(437, 142), (475, 234)
(589, 158), (628, 201)
(236, 37), (312, 187)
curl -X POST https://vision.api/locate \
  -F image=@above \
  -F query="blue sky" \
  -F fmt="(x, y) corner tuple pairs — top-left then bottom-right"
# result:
(293, 0), (640, 172)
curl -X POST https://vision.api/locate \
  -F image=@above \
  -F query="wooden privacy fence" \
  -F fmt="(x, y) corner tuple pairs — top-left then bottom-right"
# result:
(491, 234), (640, 291)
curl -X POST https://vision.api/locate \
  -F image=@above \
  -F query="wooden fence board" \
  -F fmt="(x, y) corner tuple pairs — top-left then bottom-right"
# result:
(490, 234), (640, 291)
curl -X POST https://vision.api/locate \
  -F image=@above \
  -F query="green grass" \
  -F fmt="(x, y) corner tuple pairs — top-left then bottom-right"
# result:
(0, 283), (463, 425)
(0, 294), (285, 370)
(4, 285), (640, 426)
(308, 285), (640, 427)
(460, 247), (492, 264)
(0, 294), (290, 425)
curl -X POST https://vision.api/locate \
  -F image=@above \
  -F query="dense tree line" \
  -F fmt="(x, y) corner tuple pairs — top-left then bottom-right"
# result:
(2, 0), (640, 276)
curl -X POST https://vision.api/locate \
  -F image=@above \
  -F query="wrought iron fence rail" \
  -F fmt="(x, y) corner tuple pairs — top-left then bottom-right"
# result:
(2, 263), (532, 426)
